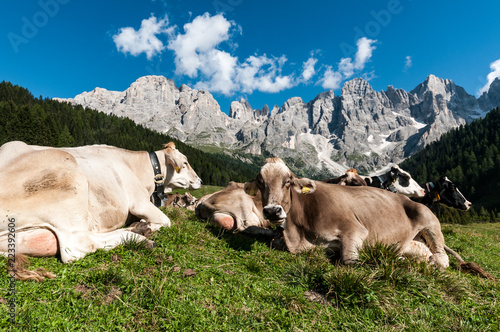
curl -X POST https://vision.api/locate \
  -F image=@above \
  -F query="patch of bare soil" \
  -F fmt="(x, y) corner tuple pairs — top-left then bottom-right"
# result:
(103, 286), (123, 305)
(304, 291), (330, 305)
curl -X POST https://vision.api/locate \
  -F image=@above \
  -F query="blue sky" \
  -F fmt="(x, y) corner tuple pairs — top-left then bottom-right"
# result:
(2, 0), (500, 114)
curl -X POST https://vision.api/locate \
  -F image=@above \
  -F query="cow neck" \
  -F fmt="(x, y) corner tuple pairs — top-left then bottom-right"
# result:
(381, 172), (398, 191)
(432, 181), (457, 207)
(149, 151), (168, 206)
(288, 186), (308, 227)
(367, 175), (386, 189)
(423, 181), (449, 206)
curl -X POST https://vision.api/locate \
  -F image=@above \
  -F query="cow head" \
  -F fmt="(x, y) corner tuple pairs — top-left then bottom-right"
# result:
(195, 182), (271, 233)
(327, 168), (367, 186)
(162, 142), (202, 190)
(387, 165), (425, 198)
(183, 192), (197, 206)
(433, 177), (472, 210)
(244, 158), (316, 225)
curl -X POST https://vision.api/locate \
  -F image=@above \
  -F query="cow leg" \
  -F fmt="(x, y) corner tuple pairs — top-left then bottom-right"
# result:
(400, 240), (432, 261)
(419, 227), (449, 269)
(283, 223), (315, 253)
(404, 202), (449, 269)
(129, 200), (171, 232)
(127, 221), (153, 238)
(421, 232), (449, 269)
(341, 227), (369, 265)
(57, 229), (152, 263)
(16, 229), (59, 257)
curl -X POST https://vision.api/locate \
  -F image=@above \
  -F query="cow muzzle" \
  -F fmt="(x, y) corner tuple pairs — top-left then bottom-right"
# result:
(263, 204), (286, 224)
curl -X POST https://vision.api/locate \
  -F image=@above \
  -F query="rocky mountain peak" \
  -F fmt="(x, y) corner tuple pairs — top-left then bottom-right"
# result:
(55, 74), (498, 177)
(385, 85), (414, 110)
(341, 78), (374, 97)
(229, 98), (253, 120)
(486, 77), (500, 106)
(411, 74), (457, 99)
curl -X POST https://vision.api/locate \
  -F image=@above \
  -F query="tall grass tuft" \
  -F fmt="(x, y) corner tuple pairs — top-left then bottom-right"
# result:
(121, 233), (154, 252)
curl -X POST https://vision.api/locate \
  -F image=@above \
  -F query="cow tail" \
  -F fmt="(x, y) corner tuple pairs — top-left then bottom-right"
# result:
(11, 254), (57, 282)
(444, 245), (495, 280)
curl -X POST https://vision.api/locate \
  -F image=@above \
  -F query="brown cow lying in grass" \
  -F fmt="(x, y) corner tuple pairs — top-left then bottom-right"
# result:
(244, 158), (492, 278)
(195, 182), (276, 237)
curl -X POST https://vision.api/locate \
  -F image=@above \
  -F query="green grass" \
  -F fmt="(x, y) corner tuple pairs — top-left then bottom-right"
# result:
(171, 185), (224, 198)
(1, 202), (500, 331)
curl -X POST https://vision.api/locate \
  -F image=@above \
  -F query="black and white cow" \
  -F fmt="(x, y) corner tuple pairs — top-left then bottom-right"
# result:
(417, 177), (472, 210)
(364, 165), (426, 198)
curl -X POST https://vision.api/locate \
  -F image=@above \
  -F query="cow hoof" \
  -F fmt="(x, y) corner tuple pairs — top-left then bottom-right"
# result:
(429, 253), (449, 270)
(130, 222), (153, 239)
(343, 258), (360, 266)
(148, 241), (157, 249)
(271, 232), (287, 250)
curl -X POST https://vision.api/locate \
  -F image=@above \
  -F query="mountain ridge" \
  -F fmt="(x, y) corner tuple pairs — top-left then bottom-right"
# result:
(54, 74), (500, 176)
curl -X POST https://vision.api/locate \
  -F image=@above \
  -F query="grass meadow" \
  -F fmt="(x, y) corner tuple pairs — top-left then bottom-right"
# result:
(1, 186), (499, 331)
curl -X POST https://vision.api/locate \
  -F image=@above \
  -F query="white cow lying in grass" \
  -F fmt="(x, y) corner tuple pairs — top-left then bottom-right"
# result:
(0, 141), (201, 279)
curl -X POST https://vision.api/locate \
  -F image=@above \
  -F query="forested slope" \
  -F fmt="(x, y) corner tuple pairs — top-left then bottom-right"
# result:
(401, 107), (500, 212)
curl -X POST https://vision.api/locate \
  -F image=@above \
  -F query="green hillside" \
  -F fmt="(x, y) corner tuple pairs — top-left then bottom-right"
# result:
(401, 107), (500, 213)
(0, 81), (260, 186)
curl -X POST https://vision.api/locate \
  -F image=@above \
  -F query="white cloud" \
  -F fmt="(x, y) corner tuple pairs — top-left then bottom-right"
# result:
(235, 55), (294, 93)
(404, 55), (412, 71)
(193, 49), (238, 95)
(113, 15), (170, 60)
(301, 56), (318, 82)
(320, 37), (377, 89)
(167, 13), (234, 78)
(338, 57), (355, 78)
(114, 13), (378, 97)
(167, 13), (295, 95)
(479, 59), (500, 95)
(354, 37), (376, 70)
(362, 70), (377, 82)
(320, 66), (343, 90)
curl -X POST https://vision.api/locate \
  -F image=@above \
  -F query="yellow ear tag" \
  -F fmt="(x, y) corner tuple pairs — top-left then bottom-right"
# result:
(175, 167), (180, 173)
(249, 188), (255, 196)
(435, 192), (441, 201)
(302, 186), (310, 194)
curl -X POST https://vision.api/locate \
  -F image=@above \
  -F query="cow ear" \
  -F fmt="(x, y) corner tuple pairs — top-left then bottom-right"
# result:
(164, 147), (183, 173)
(293, 178), (316, 194)
(244, 181), (258, 196)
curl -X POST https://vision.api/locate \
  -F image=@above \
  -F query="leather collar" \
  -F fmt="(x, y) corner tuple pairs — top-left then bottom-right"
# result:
(149, 152), (168, 207)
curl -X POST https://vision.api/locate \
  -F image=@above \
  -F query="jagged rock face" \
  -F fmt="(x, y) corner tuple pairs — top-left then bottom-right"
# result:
(488, 78), (500, 106)
(55, 74), (499, 177)
(479, 77), (500, 111)
(56, 76), (235, 146)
